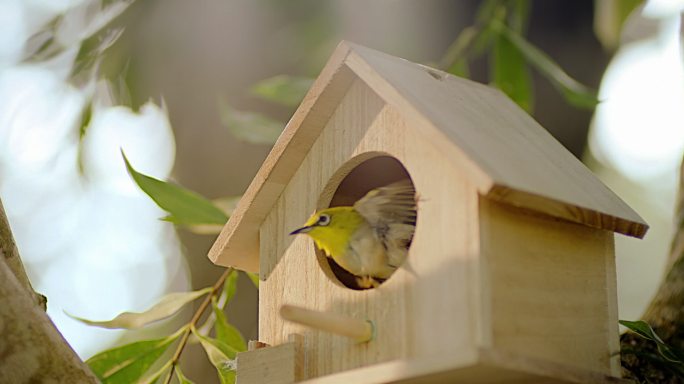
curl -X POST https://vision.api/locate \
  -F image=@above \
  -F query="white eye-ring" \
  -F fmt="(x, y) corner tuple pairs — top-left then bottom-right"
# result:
(317, 214), (331, 226)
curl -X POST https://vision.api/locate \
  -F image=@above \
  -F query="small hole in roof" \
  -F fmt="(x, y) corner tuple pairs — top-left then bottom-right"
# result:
(426, 69), (445, 81)
(314, 154), (417, 290)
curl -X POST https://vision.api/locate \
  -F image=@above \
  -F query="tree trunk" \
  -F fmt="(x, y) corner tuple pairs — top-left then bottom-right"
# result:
(0, 199), (98, 383)
(621, 156), (684, 383)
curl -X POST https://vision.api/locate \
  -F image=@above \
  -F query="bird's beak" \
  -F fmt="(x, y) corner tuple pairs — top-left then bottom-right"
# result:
(290, 226), (312, 235)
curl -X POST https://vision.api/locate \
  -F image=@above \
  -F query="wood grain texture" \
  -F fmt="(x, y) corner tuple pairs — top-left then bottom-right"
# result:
(236, 340), (298, 384)
(297, 348), (630, 384)
(247, 340), (269, 351)
(209, 41), (646, 270)
(280, 305), (374, 343)
(479, 198), (621, 377)
(259, 81), (482, 380)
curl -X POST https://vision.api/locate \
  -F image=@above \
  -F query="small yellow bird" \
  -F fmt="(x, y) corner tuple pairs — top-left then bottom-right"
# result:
(290, 180), (417, 288)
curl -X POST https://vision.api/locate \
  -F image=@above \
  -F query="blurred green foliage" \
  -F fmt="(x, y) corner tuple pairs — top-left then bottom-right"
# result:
(620, 320), (684, 364)
(440, 0), (597, 112)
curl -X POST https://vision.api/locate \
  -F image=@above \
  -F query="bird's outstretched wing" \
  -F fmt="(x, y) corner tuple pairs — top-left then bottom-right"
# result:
(354, 179), (417, 230)
(351, 180), (417, 283)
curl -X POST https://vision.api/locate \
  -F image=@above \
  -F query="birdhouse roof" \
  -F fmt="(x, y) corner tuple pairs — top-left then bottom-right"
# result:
(209, 41), (647, 272)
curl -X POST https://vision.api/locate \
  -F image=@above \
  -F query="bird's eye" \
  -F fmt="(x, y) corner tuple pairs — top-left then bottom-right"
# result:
(317, 214), (331, 226)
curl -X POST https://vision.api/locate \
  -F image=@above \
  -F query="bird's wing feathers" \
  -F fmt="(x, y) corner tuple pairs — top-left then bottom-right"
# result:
(353, 180), (417, 228)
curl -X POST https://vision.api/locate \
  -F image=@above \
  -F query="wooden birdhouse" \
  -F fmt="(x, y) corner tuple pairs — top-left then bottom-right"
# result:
(208, 41), (648, 383)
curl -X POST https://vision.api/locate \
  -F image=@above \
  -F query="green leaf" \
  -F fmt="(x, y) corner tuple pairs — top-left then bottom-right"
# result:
(175, 367), (196, 384)
(219, 370), (236, 384)
(439, 0), (502, 73)
(218, 98), (284, 145)
(471, 26), (498, 59)
(71, 28), (125, 83)
(86, 329), (182, 383)
(222, 270), (239, 307)
(122, 151), (229, 226)
(657, 344), (684, 364)
(447, 59), (469, 78)
(193, 327), (238, 384)
(508, 0), (531, 33)
(475, 0), (503, 24)
(138, 360), (172, 384)
(620, 320), (662, 341)
(194, 326), (239, 360)
(24, 17), (64, 62)
(212, 298), (247, 352)
(245, 271), (259, 289)
(186, 196), (241, 235)
(440, 26), (478, 72)
(184, 224), (224, 235)
(79, 0), (131, 41)
(491, 32), (533, 112)
(250, 75), (314, 107)
(496, 23), (599, 109)
(78, 101), (93, 139)
(620, 320), (683, 363)
(69, 287), (211, 329)
(69, 1), (132, 84)
(594, 0), (643, 50)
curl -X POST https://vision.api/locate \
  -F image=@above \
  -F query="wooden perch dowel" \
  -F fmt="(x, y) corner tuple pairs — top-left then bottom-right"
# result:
(280, 305), (374, 343)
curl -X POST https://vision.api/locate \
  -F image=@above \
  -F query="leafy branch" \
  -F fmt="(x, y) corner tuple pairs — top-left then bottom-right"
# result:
(620, 320), (684, 365)
(68, 288), (212, 329)
(75, 266), (251, 384)
(72, 153), (262, 383)
(219, 75), (313, 146)
(620, 320), (684, 381)
(438, 0), (598, 112)
(162, 268), (232, 384)
(122, 151), (229, 229)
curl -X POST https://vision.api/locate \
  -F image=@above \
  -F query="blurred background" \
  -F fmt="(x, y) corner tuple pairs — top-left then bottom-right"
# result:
(0, 0), (682, 382)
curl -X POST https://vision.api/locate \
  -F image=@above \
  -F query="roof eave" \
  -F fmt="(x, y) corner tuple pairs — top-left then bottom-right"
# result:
(208, 42), (358, 271)
(486, 184), (648, 238)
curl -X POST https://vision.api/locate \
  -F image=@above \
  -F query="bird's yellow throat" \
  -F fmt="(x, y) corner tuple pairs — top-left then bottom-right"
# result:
(298, 207), (365, 260)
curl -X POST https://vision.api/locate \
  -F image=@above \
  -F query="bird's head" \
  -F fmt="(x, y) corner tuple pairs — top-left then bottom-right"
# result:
(290, 206), (364, 257)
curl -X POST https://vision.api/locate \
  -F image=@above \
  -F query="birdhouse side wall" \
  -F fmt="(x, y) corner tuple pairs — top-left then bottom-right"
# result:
(258, 78), (483, 380)
(478, 198), (620, 377)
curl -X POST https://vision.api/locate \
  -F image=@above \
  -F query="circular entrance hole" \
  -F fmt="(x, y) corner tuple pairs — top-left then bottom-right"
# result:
(315, 154), (416, 290)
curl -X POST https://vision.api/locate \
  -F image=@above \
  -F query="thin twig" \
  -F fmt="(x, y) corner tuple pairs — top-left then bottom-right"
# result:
(163, 268), (233, 384)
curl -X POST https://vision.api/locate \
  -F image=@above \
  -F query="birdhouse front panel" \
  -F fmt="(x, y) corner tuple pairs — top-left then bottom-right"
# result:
(479, 198), (620, 376)
(258, 78), (485, 380)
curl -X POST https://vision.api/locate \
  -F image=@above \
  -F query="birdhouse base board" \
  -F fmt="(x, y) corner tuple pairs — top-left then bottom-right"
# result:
(298, 348), (630, 384)
(236, 336), (303, 384)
